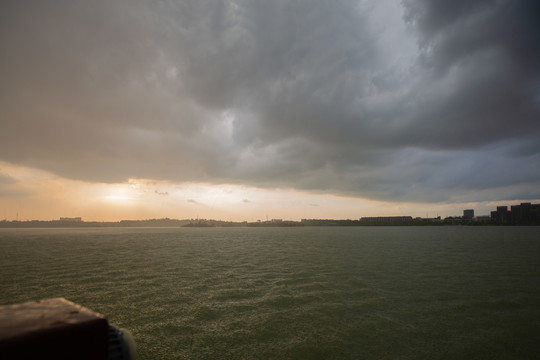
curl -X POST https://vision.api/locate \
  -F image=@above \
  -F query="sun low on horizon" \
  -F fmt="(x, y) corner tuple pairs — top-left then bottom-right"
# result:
(1, 161), (534, 223)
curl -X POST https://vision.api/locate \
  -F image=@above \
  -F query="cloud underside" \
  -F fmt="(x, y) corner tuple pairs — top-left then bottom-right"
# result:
(1, 0), (539, 203)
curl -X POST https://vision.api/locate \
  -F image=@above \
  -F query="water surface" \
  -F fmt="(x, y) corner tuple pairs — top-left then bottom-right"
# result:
(1, 226), (539, 359)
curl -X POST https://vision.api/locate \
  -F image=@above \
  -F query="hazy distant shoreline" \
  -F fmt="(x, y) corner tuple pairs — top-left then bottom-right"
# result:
(1, 218), (538, 228)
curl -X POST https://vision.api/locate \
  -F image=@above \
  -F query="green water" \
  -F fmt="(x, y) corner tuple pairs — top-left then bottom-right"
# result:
(1, 226), (539, 359)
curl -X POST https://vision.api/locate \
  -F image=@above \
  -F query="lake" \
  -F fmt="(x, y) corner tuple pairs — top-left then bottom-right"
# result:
(1, 226), (539, 359)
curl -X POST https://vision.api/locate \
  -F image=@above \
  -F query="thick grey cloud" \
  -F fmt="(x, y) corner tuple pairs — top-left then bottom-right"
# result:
(400, 0), (540, 147)
(1, 0), (539, 203)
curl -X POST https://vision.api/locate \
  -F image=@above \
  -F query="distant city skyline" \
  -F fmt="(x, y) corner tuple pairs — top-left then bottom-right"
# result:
(3, 201), (539, 226)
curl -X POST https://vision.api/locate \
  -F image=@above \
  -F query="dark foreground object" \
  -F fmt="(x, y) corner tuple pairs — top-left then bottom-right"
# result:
(0, 298), (135, 360)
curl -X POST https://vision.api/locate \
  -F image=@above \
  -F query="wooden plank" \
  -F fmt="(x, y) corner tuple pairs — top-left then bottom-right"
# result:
(0, 298), (109, 360)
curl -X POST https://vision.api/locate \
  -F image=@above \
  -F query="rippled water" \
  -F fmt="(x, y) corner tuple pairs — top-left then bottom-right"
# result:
(1, 226), (539, 359)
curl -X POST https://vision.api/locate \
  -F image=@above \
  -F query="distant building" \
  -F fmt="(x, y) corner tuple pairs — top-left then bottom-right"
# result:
(415, 216), (442, 223)
(491, 206), (509, 222)
(59, 217), (82, 222)
(359, 216), (413, 223)
(510, 203), (540, 223)
(511, 203), (529, 222)
(463, 209), (474, 220)
(486, 203), (540, 224)
(300, 219), (339, 226)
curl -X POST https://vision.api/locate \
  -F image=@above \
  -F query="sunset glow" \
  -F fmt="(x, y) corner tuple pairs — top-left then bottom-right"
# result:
(1, 160), (536, 222)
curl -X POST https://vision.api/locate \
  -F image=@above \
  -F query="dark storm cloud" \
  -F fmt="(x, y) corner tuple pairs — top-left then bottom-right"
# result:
(1, 0), (539, 203)
(399, 0), (540, 148)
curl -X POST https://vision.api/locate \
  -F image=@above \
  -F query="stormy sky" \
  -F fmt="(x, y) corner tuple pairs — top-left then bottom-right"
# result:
(1, 0), (539, 219)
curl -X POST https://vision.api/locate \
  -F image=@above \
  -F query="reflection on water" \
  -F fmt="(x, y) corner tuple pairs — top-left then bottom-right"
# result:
(1, 226), (539, 359)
